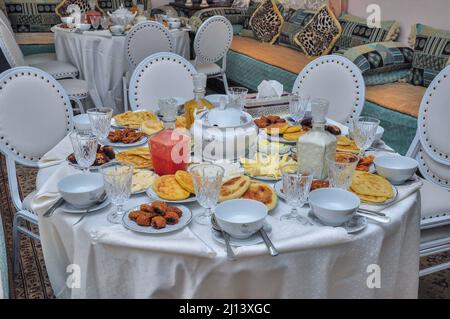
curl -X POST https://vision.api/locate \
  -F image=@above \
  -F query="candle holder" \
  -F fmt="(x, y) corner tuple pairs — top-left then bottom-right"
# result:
(200, 0), (209, 7)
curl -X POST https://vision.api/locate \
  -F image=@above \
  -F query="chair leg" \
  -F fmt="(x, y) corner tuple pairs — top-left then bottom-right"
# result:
(123, 76), (129, 112)
(222, 72), (229, 93)
(12, 214), (21, 274)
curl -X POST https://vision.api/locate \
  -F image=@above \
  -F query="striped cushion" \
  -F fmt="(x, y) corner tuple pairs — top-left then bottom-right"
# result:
(410, 23), (450, 87)
(278, 8), (315, 51)
(333, 13), (400, 52)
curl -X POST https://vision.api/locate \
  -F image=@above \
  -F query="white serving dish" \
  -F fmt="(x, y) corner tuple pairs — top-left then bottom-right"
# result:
(110, 25), (124, 35)
(215, 199), (268, 239)
(78, 23), (91, 31)
(374, 155), (418, 185)
(309, 188), (360, 227)
(61, 16), (75, 24)
(73, 114), (91, 131)
(168, 20), (181, 29)
(57, 173), (104, 209)
(108, 5), (137, 25)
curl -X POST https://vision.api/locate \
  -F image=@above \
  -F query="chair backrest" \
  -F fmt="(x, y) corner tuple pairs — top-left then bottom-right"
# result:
(406, 65), (450, 189)
(292, 55), (365, 126)
(0, 67), (73, 167)
(193, 15), (233, 65)
(126, 21), (175, 69)
(0, 9), (13, 35)
(0, 20), (24, 68)
(128, 52), (197, 111)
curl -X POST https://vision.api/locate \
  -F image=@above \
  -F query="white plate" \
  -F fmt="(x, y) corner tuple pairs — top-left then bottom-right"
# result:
(122, 204), (192, 234)
(274, 181), (285, 199)
(245, 173), (281, 182)
(308, 211), (367, 234)
(146, 187), (197, 204)
(260, 130), (297, 145)
(104, 136), (148, 148)
(212, 222), (273, 247)
(60, 199), (111, 214)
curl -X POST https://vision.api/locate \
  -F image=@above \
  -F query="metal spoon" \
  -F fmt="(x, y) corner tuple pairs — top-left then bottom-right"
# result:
(357, 211), (391, 224)
(73, 192), (108, 226)
(211, 215), (236, 261)
(260, 228), (279, 256)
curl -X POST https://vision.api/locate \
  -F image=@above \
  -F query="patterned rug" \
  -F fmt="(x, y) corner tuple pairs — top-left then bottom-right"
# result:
(0, 154), (449, 299)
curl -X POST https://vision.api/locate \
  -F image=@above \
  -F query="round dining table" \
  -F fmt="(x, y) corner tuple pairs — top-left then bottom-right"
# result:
(31, 136), (422, 299)
(52, 25), (191, 113)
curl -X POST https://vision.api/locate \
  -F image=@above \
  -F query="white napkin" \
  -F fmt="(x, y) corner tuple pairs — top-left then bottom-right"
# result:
(38, 135), (73, 168)
(256, 80), (284, 99)
(83, 30), (112, 38)
(30, 162), (78, 215)
(91, 225), (216, 258)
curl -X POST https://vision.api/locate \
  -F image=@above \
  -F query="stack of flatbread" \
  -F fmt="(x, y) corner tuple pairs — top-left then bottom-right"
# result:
(116, 147), (152, 169)
(337, 136), (360, 154)
(350, 171), (394, 204)
(114, 111), (158, 129)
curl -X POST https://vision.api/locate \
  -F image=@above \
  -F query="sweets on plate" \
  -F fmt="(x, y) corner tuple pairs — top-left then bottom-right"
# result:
(241, 181), (277, 211)
(128, 201), (183, 229)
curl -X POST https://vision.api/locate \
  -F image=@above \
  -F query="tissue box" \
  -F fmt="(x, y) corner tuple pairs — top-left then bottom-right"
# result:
(244, 92), (291, 117)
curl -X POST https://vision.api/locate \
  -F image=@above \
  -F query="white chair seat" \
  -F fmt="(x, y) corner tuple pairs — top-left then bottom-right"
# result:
(33, 60), (79, 79)
(58, 79), (89, 98)
(420, 179), (450, 221)
(24, 53), (57, 66)
(191, 61), (221, 76)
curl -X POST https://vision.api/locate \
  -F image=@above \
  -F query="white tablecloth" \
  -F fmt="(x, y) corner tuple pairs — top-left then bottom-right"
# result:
(32, 139), (421, 299)
(53, 27), (191, 113)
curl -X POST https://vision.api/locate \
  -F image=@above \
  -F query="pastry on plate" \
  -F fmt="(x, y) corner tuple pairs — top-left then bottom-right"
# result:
(350, 171), (394, 204)
(116, 147), (152, 169)
(175, 170), (195, 194)
(153, 175), (191, 201)
(114, 111), (158, 128)
(132, 169), (158, 193)
(219, 175), (251, 202)
(241, 181), (277, 211)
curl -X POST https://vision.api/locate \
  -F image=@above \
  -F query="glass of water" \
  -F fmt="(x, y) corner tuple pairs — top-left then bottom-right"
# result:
(289, 93), (310, 124)
(227, 87), (248, 110)
(92, 16), (101, 30)
(101, 162), (134, 224)
(352, 117), (380, 155)
(100, 16), (110, 30)
(327, 152), (359, 190)
(69, 130), (98, 172)
(280, 164), (314, 225)
(191, 164), (225, 225)
(87, 107), (113, 144)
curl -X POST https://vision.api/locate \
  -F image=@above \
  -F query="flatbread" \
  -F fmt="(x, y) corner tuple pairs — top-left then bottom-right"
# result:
(241, 181), (277, 211)
(132, 169), (158, 193)
(114, 111), (158, 128)
(153, 175), (190, 201)
(351, 171), (394, 198)
(116, 147), (153, 169)
(175, 171), (195, 194)
(219, 175), (251, 202)
(336, 136), (360, 154)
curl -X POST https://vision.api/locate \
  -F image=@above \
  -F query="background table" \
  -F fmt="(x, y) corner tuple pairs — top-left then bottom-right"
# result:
(53, 27), (191, 113)
(34, 156), (421, 299)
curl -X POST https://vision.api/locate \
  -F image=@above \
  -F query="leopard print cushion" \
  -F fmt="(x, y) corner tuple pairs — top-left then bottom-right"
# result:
(249, 0), (284, 44)
(294, 5), (342, 57)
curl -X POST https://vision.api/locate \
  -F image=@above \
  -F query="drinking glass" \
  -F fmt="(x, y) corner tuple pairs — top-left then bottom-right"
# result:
(69, 130), (98, 172)
(289, 93), (310, 124)
(227, 87), (248, 110)
(327, 153), (359, 190)
(100, 16), (110, 30)
(280, 164), (314, 224)
(191, 164), (225, 225)
(87, 107), (113, 143)
(352, 117), (380, 155)
(101, 162), (133, 224)
(92, 16), (101, 30)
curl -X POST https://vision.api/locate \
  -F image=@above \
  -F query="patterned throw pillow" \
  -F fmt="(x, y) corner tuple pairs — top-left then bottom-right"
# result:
(294, 5), (342, 57)
(249, 0), (284, 44)
(333, 13), (400, 52)
(410, 23), (450, 87)
(339, 42), (414, 75)
(278, 8), (315, 51)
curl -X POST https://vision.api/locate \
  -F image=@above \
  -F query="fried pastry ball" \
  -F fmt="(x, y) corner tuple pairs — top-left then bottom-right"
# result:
(136, 213), (153, 226)
(164, 211), (180, 225)
(128, 210), (143, 221)
(140, 204), (154, 213)
(166, 206), (183, 217)
(151, 216), (167, 229)
(151, 201), (169, 215)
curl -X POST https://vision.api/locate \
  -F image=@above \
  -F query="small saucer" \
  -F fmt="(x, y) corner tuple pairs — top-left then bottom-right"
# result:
(308, 211), (367, 234)
(61, 199), (111, 214)
(212, 222), (273, 247)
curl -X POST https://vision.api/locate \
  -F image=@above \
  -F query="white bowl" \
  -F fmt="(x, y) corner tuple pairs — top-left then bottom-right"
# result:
(58, 173), (105, 209)
(78, 23), (91, 31)
(374, 155), (418, 185)
(168, 21), (181, 29)
(110, 25), (124, 35)
(61, 16), (74, 24)
(73, 114), (91, 131)
(373, 126), (385, 144)
(309, 188), (360, 226)
(215, 199), (268, 239)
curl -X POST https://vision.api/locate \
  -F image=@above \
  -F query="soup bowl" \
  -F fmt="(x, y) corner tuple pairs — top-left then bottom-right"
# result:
(58, 173), (105, 209)
(374, 155), (418, 185)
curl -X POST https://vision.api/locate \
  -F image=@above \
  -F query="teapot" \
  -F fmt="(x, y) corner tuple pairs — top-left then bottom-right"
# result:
(108, 4), (137, 25)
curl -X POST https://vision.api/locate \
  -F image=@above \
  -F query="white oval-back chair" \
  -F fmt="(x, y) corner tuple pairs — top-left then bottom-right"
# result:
(0, 67), (73, 273)
(406, 64), (450, 277)
(0, 9), (14, 35)
(0, 21), (88, 112)
(123, 21), (175, 111)
(129, 52), (197, 111)
(292, 55), (365, 126)
(191, 15), (233, 92)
